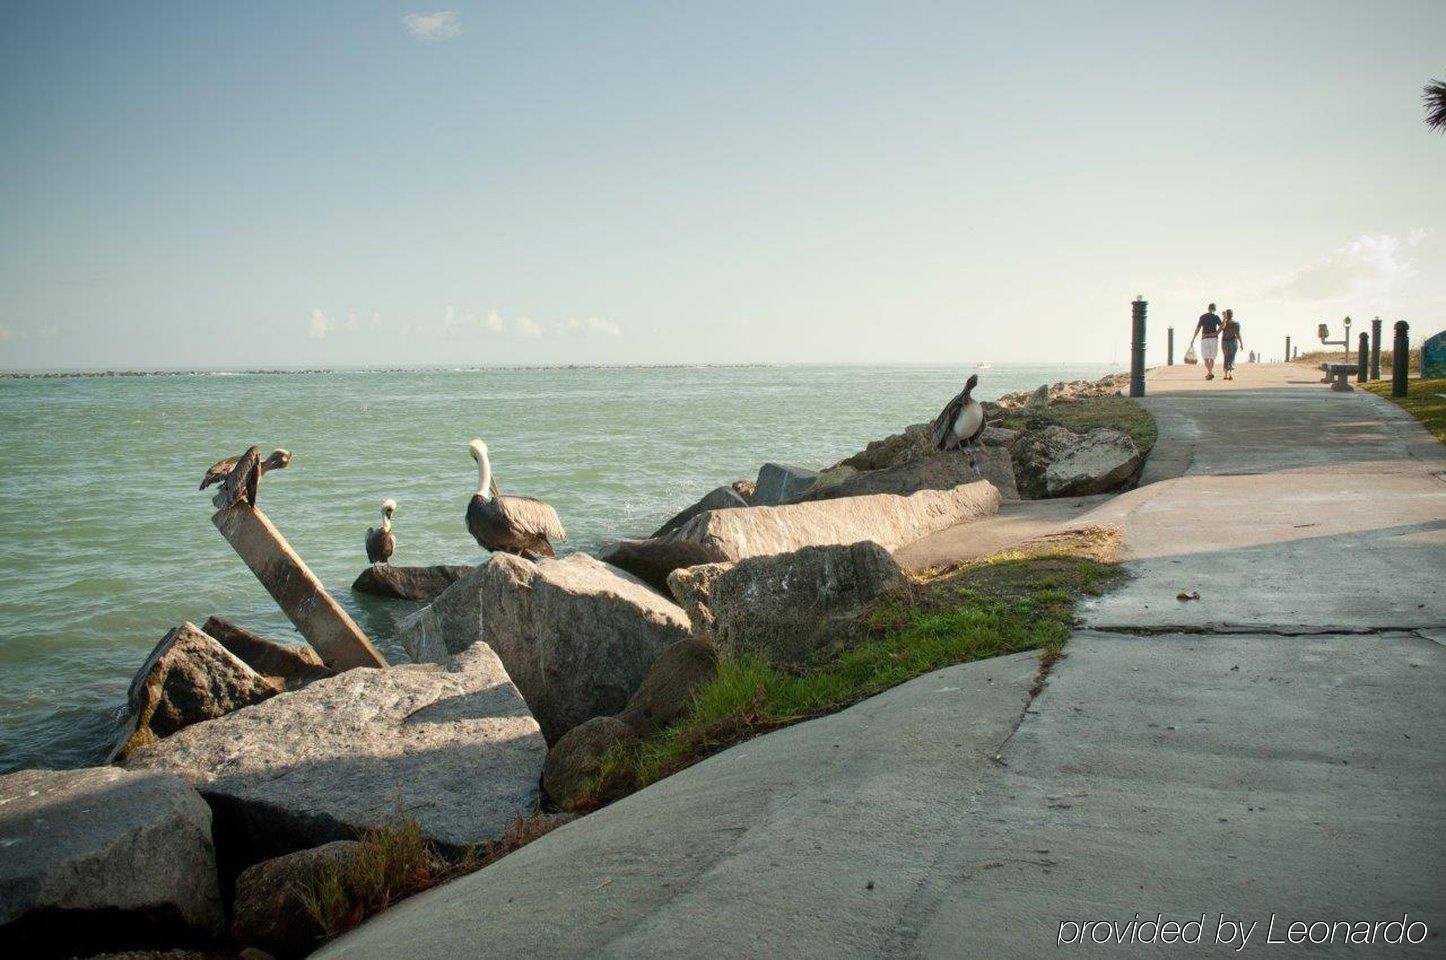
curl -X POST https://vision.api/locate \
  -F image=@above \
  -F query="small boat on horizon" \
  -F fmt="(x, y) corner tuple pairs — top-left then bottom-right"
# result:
(976, 361), (992, 370)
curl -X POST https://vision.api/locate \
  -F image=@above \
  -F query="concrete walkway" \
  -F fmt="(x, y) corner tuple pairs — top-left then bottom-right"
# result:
(320, 364), (1446, 959)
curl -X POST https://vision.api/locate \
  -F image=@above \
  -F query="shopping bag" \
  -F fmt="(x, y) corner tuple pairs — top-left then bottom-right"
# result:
(1183, 343), (1198, 365)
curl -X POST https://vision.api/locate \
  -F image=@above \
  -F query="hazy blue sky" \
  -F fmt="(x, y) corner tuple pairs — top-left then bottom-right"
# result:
(1, 1), (1441, 369)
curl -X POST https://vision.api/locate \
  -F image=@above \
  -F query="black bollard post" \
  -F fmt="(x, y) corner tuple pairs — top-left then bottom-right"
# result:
(1285, 336), (1291, 364)
(1167, 326), (1174, 366)
(1357, 332), (1368, 382)
(1370, 316), (1382, 380)
(1130, 297), (1147, 397)
(1392, 321), (1409, 397)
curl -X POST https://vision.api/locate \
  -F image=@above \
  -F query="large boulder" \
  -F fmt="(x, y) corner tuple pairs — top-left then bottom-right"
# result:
(0, 767), (223, 957)
(668, 541), (907, 667)
(111, 622), (280, 761)
(124, 643), (545, 863)
(651, 486), (750, 539)
(200, 616), (332, 691)
(231, 840), (364, 958)
(542, 716), (638, 813)
(1012, 425), (1142, 498)
(751, 463), (819, 506)
(835, 423), (933, 472)
(595, 537), (719, 593)
(790, 447), (1018, 502)
(351, 563), (474, 602)
(670, 481), (1000, 564)
(617, 638), (720, 736)
(401, 553), (693, 743)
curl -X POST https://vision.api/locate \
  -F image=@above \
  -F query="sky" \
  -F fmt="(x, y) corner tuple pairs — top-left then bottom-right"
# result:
(0, 0), (1442, 370)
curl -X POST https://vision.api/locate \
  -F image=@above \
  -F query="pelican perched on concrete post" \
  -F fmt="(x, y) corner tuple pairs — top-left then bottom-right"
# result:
(365, 499), (396, 564)
(465, 439), (567, 559)
(930, 373), (986, 478)
(200, 446), (292, 508)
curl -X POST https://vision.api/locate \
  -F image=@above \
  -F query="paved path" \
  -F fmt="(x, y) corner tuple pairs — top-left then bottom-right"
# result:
(321, 364), (1446, 959)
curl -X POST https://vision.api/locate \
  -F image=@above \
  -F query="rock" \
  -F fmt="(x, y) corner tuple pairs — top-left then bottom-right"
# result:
(231, 840), (364, 958)
(790, 447), (1018, 502)
(1011, 425), (1142, 498)
(667, 542), (907, 667)
(1043, 427), (1142, 496)
(669, 481), (1001, 564)
(124, 643), (545, 862)
(542, 717), (638, 812)
(752, 462), (820, 506)
(1022, 383), (1051, 413)
(595, 537), (720, 594)
(351, 563), (474, 602)
(618, 639), (720, 736)
(809, 463), (859, 493)
(730, 480), (755, 503)
(201, 617), (333, 691)
(111, 622), (280, 761)
(980, 425), (1018, 446)
(835, 424), (933, 472)
(651, 486), (750, 539)
(406, 553), (692, 743)
(0, 767), (223, 956)
(396, 560), (496, 665)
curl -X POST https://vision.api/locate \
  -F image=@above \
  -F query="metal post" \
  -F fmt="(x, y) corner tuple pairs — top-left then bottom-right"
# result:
(1370, 317), (1382, 380)
(1285, 336), (1291, 364)
(1357, 332), (1368, 382)
(1130, 297), (1147, 397)
(1392, 321), (1409, 398)
(1167, 327), (1174, 366)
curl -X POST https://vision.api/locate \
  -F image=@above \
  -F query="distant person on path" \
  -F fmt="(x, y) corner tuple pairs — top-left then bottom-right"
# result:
(1191, 303), (1223, 380)
(1221, 309), (1244, 380)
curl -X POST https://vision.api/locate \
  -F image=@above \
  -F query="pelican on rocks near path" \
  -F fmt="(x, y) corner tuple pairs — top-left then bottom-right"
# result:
(930, 374), (986, 478)
(365, 499), (396, 564)
(200, 446), (292, 508)
(465, 439), (567, 559)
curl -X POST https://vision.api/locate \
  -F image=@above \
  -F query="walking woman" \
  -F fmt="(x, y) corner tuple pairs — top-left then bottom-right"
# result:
(1221, 309), (1244, 380)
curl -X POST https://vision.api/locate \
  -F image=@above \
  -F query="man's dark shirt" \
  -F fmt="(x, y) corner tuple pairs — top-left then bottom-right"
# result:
(1198, 312), (1222, 337)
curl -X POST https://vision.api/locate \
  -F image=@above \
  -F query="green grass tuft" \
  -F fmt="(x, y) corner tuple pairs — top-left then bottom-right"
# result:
(1002, 395), (1157, 455)
(589, 547), (1121, 805)
(1365, 377), (1446, 445)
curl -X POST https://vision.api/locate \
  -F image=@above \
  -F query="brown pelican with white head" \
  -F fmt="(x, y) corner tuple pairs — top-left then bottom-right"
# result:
(930, 374), (985, 477)
(200, 446), (292, 508)
(465, 439), (566, 559)
(366, 499), (397, 564)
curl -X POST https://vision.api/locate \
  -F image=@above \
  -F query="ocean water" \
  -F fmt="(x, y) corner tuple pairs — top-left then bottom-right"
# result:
(0, 363), (1120, 772)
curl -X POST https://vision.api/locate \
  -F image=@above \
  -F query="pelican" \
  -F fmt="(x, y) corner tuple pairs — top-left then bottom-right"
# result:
(366, 499), (397, 564)
(200, 446), (291, 508)
(465, 439), (566, 559)
(930, 374), (985, 477)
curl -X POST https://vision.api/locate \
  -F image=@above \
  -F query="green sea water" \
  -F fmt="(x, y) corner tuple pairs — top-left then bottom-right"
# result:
(0, 363), (1119, 771)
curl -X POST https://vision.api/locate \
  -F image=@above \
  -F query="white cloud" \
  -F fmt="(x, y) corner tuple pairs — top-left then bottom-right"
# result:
(584, 316), (621, 337)
(442, 304), (460, 329)
(308, 308), (330, 339)
(483, 308), (505, 332)
(513, 316), (543, 338)
(0, 324), (12, 342)
(403, 11), (461, 41)
(1270, 232), (1423, 302)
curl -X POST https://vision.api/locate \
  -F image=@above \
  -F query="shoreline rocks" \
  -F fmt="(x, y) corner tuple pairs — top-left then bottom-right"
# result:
(124, 643), (546, 863)
(668, 541), (907, 667)
(402, 553), (693, 743)
(351, 563), (473, 602)
(651, 485), (750, 539)
(752, 462), (820, 506)
(0, 767), (223, 958)
(1011, 425), (1142, 498)
(200, 616), (333, 691)
(111, 623), (281, 762)
(230, 840), (364, 958)
(790, 446), (1019, 503)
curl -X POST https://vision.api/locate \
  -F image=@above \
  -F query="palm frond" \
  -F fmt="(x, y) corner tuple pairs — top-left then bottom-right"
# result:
(1425, 78), (1446, 133)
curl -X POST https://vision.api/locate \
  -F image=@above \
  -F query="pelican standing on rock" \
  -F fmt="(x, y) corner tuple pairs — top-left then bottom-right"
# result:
(365, 499), (396, 564)
(465, 439), (567, 559)
(200, 446), (292, 508)
(930, 373), (985, 478)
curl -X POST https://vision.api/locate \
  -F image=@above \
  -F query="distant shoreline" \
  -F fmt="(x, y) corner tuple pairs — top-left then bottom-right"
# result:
(0, 361), (1122, 380)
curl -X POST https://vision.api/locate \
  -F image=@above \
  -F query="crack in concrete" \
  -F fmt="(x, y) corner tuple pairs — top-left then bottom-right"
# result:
(1082, 624), (1446, 639)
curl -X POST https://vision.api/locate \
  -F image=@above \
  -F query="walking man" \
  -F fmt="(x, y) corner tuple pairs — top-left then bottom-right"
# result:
(1191, 302), (1223, 380)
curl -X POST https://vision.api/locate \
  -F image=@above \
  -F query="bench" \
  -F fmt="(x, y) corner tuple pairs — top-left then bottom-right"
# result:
(1320, 362), (1356, 392)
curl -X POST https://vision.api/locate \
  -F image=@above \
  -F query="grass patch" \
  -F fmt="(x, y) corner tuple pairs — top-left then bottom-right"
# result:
(589, 530), (1122, 805)
(1000, 395), (1157, 455)
(298, 811), (572, 945)
(1364, 376), (1446, 444)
